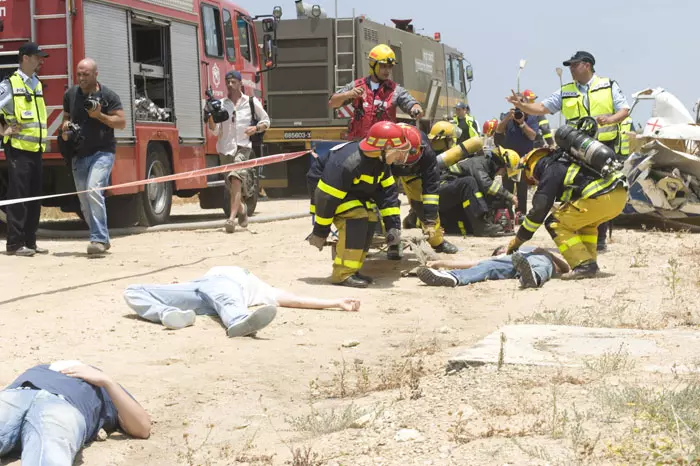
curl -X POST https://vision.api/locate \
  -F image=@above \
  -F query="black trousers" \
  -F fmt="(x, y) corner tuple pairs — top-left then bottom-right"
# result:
(5, 146), (43, 251)
(502, 176), (529, 214)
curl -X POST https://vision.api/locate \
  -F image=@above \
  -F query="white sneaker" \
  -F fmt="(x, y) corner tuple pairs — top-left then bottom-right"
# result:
(416, 267), (458, 287)
(161, 310), (196, 330)
(227, 305), (277, 337)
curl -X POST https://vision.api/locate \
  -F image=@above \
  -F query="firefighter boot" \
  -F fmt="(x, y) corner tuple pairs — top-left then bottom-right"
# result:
(561, 261), (600, 280)
(335, 274), (370, 288)
(387, 242), (403, 260)
(472, 215), (507, 237)
(433, 240), (458, 254)
(402, 210), (418, 229)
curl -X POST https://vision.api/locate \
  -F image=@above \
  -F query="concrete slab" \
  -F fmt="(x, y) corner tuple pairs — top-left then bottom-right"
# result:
(447, 325), (700, 373)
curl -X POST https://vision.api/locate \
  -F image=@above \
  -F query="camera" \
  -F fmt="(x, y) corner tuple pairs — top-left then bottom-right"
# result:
(62, 122), (83, 144)
(203, 88), (230, 123)
(513, 109), (524, 120)
(84, 96), (101, 112)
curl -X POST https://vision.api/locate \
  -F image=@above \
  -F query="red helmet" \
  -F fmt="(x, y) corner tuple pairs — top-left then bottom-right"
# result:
(359, 121), (409, 154)
(396, 123), (423, 165)
(522, 89), (537, 102)
(483, 119), (498, 136)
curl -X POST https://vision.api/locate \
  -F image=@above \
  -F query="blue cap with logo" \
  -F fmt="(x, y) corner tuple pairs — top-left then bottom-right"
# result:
(225, 70), (242, 81)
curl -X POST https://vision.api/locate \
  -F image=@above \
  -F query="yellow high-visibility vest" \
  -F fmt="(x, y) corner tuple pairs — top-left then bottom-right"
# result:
(561, 76), (617, 143)
(2, 72), (47, 152)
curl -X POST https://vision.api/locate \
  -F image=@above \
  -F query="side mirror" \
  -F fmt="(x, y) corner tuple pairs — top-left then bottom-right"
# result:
(465, 64), (474, 82)
(262, 17), (276, 33)
(262, 33), (275, 69)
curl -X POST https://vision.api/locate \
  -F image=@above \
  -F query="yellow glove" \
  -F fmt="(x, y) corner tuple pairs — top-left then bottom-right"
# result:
(507, 237), (524, 255)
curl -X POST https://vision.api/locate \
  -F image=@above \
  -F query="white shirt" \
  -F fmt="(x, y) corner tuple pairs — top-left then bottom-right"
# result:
(204, 266), (281, 306)
(212, 94), (270, 156)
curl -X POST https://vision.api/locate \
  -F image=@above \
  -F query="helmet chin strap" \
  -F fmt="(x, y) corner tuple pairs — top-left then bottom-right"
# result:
(370, 62), (386, 83)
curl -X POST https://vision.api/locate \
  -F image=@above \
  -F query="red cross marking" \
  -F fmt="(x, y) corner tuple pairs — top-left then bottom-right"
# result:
(646, 119), (663, 132)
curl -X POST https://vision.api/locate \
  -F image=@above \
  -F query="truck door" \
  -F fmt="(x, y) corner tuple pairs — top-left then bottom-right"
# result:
(232, 10), (262, 99)
(200, 2), (228, 154)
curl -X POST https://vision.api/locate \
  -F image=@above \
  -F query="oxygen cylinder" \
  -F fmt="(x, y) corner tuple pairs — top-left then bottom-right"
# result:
(554, 126), (619, 175)
(436, 136), (483, 170)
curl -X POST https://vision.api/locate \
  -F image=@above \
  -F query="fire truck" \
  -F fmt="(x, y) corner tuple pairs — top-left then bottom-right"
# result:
(255, 12), (473, 196)
(0, 0), (278, 226)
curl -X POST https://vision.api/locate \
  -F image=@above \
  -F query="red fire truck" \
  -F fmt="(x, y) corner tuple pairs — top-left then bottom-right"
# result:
(0, 0), (278, 226)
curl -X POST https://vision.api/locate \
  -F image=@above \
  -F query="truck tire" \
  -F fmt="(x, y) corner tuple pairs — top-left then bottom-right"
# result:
(107, 194), (140, 227)
(139, 145), (172, 226)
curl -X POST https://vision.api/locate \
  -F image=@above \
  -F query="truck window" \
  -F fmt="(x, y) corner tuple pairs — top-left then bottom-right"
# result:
(453, 58), (464, 92)
(223, 9), (236, 62)
(236, 14), (251, 62)
(445, 55), (454, 87)
(202, 5), (223, 57)
(247, 21), (258, 67)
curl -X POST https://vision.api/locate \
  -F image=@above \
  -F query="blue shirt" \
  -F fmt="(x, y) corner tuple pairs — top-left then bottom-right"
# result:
(0, 69), (41, 115)
(498, 113), (539, 156)
(6, 365), (123, 443)
(542, 75), (629, 114)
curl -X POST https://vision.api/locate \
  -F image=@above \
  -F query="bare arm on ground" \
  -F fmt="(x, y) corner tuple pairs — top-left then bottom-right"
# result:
(276, 291), (360, 312)
(531, 247), (571, 274)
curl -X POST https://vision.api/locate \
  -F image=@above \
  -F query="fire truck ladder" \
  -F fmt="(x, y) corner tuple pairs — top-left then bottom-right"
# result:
(29, 0), (73, 140)
(334, 17), (355, 91)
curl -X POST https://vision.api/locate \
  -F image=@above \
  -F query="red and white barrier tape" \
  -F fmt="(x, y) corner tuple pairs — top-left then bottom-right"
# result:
(0, 150), (311, 208)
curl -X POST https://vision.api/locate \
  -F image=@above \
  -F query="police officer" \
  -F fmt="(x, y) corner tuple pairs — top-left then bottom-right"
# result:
(1, 42), (49, 257)
(453, 102), (479, 144)
(307, 121), (407, 288)
(329, 44), (423, 140)
(506, 51), (630, 251)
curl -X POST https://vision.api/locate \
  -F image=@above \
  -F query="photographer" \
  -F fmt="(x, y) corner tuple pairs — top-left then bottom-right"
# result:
(61, 58), (125, 255)
(495, 98), (539, 218)
(206, 70), (270, 234)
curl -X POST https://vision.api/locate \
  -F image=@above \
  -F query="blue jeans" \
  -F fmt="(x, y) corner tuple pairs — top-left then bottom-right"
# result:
(0, 388), (87, 466)
(448, 252), (553, 287)
(123, 275), (250, 328)
(72, 151), (115, 244)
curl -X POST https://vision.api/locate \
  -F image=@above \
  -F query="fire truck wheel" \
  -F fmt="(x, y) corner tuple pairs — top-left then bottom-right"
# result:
(139, 145), (173, 226)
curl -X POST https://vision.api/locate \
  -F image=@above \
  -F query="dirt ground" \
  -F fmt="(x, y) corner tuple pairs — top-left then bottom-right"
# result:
(2, 196), (700, 465)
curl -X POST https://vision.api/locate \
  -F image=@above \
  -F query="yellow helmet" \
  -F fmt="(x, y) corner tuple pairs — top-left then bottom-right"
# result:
(520, 147), (552, 183)
(493, 146), (522, 180)
(428, 121), (456, 141)
(368, 44), (397, 65)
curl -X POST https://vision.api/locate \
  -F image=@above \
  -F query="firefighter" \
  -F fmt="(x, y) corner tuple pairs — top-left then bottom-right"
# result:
(329, 44), (423, 140)
(506, 51), (630, 252)
(452, 102), (479, 144)
(522, 89), (553, 147)
(391, 123), (458, 254)
(307, 121), (409, 288)
(482, 118), (498, 149)
(440, 147), (521, 236)
(506, 147), (628, 279)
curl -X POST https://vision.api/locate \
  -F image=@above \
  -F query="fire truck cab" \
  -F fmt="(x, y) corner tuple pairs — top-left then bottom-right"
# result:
(0, 0), (278, 226)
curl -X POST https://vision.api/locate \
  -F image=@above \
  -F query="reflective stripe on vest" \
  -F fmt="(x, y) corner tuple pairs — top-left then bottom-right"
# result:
(580, 172), (624, 200)
(3, 73), (47, 152)
(560, 76), (617, 142)
(617, 116), (633, 156)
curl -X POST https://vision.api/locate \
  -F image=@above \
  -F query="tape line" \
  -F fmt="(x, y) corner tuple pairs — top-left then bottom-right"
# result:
(0, 150), (311, 208)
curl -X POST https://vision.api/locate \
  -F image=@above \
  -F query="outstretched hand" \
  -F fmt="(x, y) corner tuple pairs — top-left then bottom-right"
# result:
(338, 298), (361, 312)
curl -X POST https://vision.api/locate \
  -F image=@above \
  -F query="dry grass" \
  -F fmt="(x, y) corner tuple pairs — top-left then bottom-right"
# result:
(287, 402), (381, 436)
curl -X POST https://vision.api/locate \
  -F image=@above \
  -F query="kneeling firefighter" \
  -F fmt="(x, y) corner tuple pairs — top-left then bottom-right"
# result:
(307, 121), (408, 288)
(507, 124), (628, 279)
(402, 121), (484, 230)
(440, 146), (521, 236)
(390, 123), (458, 257)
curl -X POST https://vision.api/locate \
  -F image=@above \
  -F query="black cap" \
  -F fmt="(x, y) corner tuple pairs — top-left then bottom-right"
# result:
(19, 42), (49, 58)
(562, 51), (594, 67)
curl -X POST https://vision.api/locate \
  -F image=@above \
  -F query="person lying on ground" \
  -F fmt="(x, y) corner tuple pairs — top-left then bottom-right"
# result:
(416, 245), (570, 288)
(124, 266), (361, 338)
(0, 361), (150, 466)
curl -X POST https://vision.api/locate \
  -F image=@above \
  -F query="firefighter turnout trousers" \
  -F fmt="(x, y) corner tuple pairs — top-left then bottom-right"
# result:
(332, 201), (378, 283)
(399, 176), (443, 247)
(438, 176), (488, 236)
(544, 185), (627, 268)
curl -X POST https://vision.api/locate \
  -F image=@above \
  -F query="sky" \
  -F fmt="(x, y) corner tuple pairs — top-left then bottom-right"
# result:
(246, 0), (699, 128)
